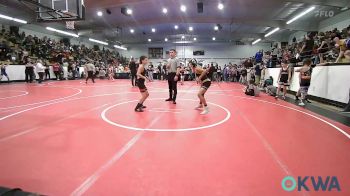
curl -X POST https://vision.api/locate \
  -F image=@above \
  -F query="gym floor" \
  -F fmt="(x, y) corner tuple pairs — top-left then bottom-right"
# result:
(0, 80), (349, 196)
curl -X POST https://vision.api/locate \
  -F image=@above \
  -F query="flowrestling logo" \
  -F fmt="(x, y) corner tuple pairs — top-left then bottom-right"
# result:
(282, 176), (341, 192)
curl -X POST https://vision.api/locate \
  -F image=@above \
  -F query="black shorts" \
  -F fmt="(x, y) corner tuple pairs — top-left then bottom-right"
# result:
(137, 79), (147, 92)
(278, 78), (289, 86)
(201, 81), (211, 90)
(1, 70), (7, 76)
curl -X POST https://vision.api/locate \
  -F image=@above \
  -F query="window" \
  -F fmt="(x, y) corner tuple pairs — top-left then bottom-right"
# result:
(148, 48), (163, 59)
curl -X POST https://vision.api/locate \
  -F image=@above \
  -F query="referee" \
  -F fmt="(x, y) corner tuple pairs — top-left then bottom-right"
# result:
(166, 49), (181, 104)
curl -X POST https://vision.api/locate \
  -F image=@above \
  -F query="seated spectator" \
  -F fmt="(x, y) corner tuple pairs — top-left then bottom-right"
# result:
(263, 76), (274, 88)
(99, 69), (106, 79)
(244, 80), (260, 97)
(266, 85), (277, 97)
(333, 36), (350, 63)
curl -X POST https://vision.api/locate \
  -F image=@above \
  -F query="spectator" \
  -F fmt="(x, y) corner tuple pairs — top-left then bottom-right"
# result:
(85, 61), (95, 84)
(147, 62), (154, 82)
(239, 66), (247, 84)
(333, 36), (350, 63)
(36, 59), (45, 83)
(129, 58), (137, 86)
(299, 33), (315, 61)
(52, 62), (60, 80)
(44, 62), (50, 80)
(0, 60), (10, 82)
(99, 68), (106, 79)
(25, 58), (35, 83)
(255, 50), (263, 63)
(254, 63), (262, 85)
(244, 80), (260, 96)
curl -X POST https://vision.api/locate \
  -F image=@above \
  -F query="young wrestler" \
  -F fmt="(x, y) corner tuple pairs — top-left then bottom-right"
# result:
(189, 59), (211, 115)
(276, 60), (291, 100)
(134, 56), (151, 112)
(295, 58), (314, 106)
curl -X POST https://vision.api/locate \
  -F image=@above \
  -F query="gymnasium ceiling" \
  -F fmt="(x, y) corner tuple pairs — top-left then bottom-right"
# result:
(0, 0), (349, 45)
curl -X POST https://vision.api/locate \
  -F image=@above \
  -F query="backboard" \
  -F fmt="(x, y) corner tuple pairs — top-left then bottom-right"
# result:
(35, 0), (85, 22)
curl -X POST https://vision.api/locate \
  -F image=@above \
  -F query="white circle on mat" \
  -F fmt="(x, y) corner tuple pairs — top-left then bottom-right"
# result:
(101, 98), (231, 132)
(0, 90), (29, 100)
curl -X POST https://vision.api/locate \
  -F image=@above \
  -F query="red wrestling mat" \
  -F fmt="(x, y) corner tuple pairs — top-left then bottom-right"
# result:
(0, 80), (349, 196)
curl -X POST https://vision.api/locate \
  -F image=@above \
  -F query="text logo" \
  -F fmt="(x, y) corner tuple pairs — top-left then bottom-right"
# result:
(315, 10), (334, 18)
(282, 176), (341, 192)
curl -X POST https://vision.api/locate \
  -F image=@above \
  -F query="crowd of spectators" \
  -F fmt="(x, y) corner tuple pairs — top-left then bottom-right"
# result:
(0, 25), (134, 81)
(251, 25), (350, 68)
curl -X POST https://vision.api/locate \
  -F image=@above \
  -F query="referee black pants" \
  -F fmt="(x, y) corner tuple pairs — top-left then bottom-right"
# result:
(167, 72), (178, 101)
(86, 71), (95, 83)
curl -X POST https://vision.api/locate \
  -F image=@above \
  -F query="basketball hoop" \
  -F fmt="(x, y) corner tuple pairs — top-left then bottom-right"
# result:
(66, 21), (75, 29)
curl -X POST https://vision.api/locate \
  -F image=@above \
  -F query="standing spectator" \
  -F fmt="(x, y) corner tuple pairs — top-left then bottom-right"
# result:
(207, 63), (216, 81)
(317, 32), (330, 63)
(299, 34), (315, 61)
(129, 58), (137, 86)
(85, 61), (95, 84)
(254, 63), (262, 85)
(162, 63), (167, 80)
(157, 63), (162, 80)
(25, 58), (35, 83)
(217, 65), (222, 82)
(148, 63), (154, 82)
(44, 62), (50, 80)
(223, 65), (229, 82)
(108, 65), (115, 80)
(255, 50), (263, 63)
(36, 59), (45, 83)
(71, 61), (76, 80)
(239, 66), (247, 84)
(52, 62), (60, 80)
(0, 60), (10, 82)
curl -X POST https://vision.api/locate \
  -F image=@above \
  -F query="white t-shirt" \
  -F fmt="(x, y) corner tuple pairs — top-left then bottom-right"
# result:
(36, 63), (45, 73)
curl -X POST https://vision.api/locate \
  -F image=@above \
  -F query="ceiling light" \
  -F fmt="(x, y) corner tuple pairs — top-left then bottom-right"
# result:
(97, 11), (103, 16)
(126, 8), (133, 15)
(130, 29), (134, 33)
(162, 8), (168, 14)
(151, 28), (156, 33)
(165, 38), (168, 42)
(286, 6), (315, 24)
(114, 45), (127, 50)
(264, 27), (280, 37)
(212, 37), (216, 41)
(193, 37), (197, 41)
(214, 26), (219, 31)
(189, 26), (193, 31)
(180, 5), (187, 12)
(46, 27), (79, 37)
(148, 38), (151, 42)
(218, 3), (224, 10)
(181, 35), (185, 39)
(89, 38), (108, 45)
(252, 39), (261, 45)
(0, 14), (27, 24)
(174, 25), (179, 30)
